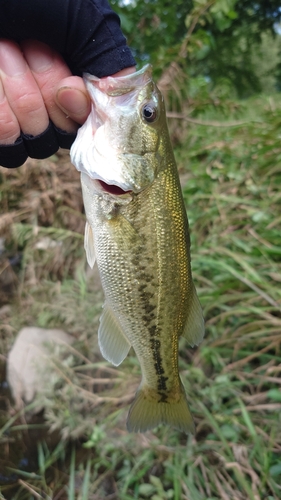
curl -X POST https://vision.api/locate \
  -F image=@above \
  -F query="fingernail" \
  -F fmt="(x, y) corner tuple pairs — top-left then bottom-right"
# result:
(57, 87), (89, 116)
(0, 43), (27, 76)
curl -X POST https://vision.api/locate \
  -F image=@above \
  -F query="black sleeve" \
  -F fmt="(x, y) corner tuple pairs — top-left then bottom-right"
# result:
(0, 0), (135, 77)
(0, 0), (136, 167)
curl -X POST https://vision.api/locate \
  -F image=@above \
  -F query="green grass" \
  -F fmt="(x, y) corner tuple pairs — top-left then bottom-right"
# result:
(0, 94), (281, 499)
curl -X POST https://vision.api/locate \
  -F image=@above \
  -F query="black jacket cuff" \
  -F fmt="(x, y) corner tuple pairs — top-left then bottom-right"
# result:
(0, 121), (77, 168)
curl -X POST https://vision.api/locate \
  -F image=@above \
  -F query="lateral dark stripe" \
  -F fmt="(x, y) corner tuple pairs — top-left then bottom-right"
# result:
(149, 337), (169, 395)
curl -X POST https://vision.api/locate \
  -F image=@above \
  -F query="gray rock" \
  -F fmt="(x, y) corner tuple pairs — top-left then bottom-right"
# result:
(7, 327), (74, 409)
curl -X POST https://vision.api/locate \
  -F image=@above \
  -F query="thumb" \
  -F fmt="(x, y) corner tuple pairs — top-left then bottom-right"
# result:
(56, 76), (91, 125)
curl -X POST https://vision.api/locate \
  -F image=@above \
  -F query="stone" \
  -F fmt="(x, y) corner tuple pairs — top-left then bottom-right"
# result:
(7, 327), (74, 409)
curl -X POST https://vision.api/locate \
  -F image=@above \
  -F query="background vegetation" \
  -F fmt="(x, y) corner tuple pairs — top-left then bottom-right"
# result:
(0, 0), (281, 498)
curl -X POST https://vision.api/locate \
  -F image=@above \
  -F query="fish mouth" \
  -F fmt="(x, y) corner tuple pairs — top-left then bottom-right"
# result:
(97, 180), (132, 196)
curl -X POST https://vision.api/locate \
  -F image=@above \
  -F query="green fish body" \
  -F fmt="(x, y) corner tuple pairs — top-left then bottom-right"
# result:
(71, 65), (204, 434)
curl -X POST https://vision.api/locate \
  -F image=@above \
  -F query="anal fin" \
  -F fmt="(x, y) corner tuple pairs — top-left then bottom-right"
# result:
(182, 283), (205, 346)
(98, 303), (131, 366)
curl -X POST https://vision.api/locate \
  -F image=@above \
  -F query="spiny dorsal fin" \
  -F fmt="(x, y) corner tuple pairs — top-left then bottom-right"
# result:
(181, 283), (205, 347)
(98, 303), (131, 366)
(84, 221), (96, 268)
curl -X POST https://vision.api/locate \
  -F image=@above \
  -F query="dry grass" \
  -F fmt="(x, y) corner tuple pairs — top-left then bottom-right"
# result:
(0, 94), (281, 499)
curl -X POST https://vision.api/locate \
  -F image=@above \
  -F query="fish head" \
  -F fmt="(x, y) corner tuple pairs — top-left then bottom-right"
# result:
(70, 65), (166, 195)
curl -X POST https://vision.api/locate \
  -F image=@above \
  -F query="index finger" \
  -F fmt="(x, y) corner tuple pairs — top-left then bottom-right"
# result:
(21, 40), (79, 133)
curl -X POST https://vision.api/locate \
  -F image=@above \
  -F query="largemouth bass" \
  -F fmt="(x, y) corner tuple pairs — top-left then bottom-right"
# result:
(70, 65), (204, 434)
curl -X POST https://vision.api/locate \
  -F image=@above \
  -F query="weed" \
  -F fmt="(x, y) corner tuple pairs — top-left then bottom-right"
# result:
(1, 94), (281, 498)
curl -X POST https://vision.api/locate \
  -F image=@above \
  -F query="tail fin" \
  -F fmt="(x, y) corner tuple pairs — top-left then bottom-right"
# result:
(126, 383), (195, 434)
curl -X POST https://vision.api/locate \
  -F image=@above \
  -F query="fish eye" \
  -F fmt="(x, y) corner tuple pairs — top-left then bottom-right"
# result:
(141, 102), (158, 123)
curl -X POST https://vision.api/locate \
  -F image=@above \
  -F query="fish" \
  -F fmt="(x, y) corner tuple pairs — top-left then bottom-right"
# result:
(70, 64), (204, 434)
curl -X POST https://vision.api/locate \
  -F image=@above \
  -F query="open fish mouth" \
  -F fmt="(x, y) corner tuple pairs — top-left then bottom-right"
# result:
(80, 172), (134, 199)
(97, 180), (132, 196)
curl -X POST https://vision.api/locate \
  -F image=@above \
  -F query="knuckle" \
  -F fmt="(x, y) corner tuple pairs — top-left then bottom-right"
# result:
(11, 90), (43, 117)
(0, 113), (20, 143)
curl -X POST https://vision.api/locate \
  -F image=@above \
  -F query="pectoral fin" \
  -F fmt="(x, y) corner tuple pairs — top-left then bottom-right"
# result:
(98, 303), (131, 366)
(181, 284), (205, 346)
(84, 221), (96, 268)
(109, 214), (139, 248)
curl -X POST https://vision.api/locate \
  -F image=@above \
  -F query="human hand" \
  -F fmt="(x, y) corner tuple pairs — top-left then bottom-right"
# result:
(0, 39), (135, 168)
(0, 0), (136, 167)
(0, 39), (91, 167)
(0, 39), (91, 143)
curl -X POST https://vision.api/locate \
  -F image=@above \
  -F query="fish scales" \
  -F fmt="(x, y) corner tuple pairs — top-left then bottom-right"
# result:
(71, 64), (205, 434)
